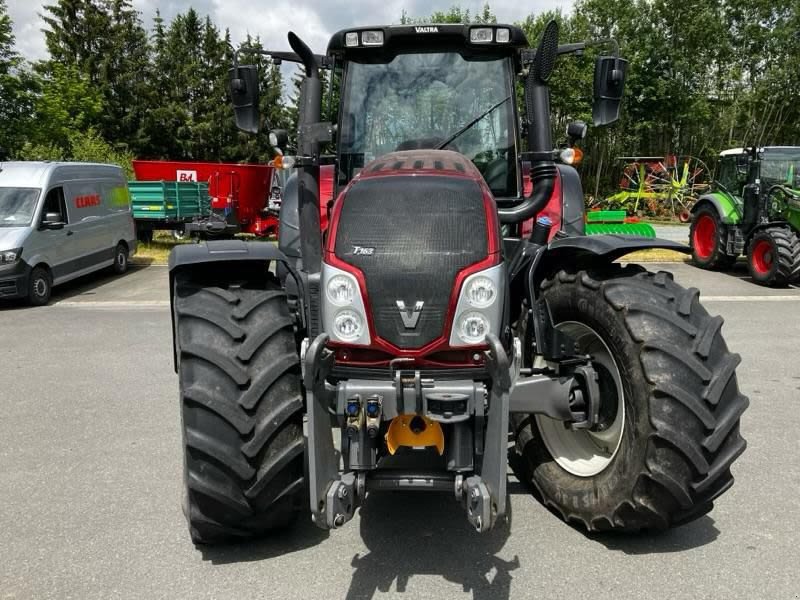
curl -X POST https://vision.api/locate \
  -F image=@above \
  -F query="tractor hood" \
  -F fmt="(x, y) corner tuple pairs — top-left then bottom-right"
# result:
(323, 149), (502, 353)
(353, 149), (487, 182)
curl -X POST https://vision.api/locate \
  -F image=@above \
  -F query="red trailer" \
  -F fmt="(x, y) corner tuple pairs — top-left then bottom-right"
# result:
(132, 160), (280, 236)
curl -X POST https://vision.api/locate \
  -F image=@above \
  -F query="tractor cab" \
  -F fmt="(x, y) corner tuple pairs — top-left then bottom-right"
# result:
(329, 25), (526, 201)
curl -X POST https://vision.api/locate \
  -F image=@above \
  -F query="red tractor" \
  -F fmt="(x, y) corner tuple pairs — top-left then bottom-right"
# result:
(168, 21), (747, 543)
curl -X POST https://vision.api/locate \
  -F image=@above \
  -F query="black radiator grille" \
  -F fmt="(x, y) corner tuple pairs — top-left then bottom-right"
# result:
(334, 175), (488, 348)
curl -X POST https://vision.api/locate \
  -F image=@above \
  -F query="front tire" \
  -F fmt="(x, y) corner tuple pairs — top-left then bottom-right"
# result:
(512, 266), (748, 531)
(174, 276), (305, 544)
(27, 266), (52, 306)
(746, 227), (800, 287)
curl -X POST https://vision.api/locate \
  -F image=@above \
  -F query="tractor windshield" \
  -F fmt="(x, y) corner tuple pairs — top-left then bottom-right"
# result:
(761, 152), (800, 189)
(338, 52), (518, 197)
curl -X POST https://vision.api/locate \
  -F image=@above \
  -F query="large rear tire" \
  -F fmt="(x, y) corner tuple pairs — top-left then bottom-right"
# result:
(746, 226), (800, 287)
(690, 207), (736, 270)
(174, 276), (305, 544)
(512, 266), (748, 531)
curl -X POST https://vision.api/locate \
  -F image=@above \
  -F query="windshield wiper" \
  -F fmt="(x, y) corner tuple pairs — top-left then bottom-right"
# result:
(435, 95), (512, 150)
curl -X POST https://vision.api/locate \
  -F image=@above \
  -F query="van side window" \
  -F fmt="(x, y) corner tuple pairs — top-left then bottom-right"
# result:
(42, 187), (68, 224)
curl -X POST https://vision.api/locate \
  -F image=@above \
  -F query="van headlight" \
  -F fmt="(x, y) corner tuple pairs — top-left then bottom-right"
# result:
(0, 248), (21, 264)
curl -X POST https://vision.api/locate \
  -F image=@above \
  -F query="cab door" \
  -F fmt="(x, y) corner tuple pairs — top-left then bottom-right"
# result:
(37, 186), (82, 283)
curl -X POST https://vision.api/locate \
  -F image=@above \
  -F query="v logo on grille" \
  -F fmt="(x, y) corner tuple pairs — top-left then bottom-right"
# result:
(396, 300), (424, 329)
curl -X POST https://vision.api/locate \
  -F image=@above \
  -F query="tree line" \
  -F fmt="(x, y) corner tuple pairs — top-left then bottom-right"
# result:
(1, 0), (798, 195)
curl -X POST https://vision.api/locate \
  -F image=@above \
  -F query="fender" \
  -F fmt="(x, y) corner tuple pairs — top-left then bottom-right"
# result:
(168, 240), (303, 371)
(692, 192), (741, 225)
(530, 234), (689, 292)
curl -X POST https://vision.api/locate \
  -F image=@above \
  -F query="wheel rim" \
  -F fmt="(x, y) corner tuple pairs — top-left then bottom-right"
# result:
(679, 209), (691, 223)
(117, 249), (126, 268)
(751, 239), (773, 275)
(535, 322), (625, 477)
(692, 214), (716, 259)
(33, 277), (48, 298)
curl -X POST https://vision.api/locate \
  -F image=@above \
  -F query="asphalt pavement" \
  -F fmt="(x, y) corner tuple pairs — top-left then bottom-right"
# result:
(1, 261), (798, 600)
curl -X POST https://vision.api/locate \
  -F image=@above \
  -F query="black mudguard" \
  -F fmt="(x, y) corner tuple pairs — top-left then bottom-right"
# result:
(530, 234), (689, 292)
(167, 240), (301, 371)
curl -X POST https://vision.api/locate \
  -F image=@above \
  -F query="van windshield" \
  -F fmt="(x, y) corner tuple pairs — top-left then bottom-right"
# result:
(0, 187), (41, 227)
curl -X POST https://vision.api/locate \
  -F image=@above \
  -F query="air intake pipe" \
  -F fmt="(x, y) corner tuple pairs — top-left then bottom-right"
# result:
(288, 31), (323, 276)
(498, 20), (559, 229)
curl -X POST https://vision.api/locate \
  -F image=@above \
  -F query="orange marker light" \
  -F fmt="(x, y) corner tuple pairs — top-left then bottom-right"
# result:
(559, 147), (584, 165)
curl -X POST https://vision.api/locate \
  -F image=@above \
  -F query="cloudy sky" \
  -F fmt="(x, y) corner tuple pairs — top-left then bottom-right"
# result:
(7, 0), (575, 61)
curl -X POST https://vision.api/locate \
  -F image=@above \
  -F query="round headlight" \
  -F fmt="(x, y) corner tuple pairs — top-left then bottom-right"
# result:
(465, 276), (496, 308)
(334, 310), (363, 341)
(327, 275), (356, 306)
(458, 312), (489, 344)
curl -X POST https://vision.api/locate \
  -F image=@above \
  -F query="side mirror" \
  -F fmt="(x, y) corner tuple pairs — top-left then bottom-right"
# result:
(42, 212), (64, 230)
(269, 129), (289, 153)
(229, 64), (260, 134)
(592, 56), (628, 126)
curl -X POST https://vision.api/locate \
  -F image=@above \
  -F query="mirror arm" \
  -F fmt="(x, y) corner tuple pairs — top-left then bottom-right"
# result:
(554, 38), (620, 58)
(234, 46), (330, 69)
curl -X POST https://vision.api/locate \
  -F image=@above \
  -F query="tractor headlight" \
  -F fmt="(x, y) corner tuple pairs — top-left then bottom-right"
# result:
(495, 28), (511, 43)
(321, 262), (371, 345)
(345, 32), (359, 47)
(465, 276), (496, 308)
(470, 28), (493, 43)
(334, 310), (363, 342)
(457, 312), (490, 344)
(361, 30), (384, 46)
(449, 264), (506, 347)
(327, 275), (356, 306)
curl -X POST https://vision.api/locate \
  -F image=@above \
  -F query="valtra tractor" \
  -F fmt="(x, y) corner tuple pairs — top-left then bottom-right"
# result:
(690, 146), (800, 286)
(167, 21), (748, 543)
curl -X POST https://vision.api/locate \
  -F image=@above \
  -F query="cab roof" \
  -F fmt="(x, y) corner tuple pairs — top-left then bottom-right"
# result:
(327, 23), (528, 58)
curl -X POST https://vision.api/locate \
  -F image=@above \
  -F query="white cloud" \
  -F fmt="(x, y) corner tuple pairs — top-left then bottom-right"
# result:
(7, 0), (575, 63)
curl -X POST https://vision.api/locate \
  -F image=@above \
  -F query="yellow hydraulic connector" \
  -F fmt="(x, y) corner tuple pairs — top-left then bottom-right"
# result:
(385, 414), (444, 456)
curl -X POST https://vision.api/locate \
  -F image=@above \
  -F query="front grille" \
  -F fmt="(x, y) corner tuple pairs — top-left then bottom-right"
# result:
(334, 175), (488, 348)
(0, 279), (18, 297)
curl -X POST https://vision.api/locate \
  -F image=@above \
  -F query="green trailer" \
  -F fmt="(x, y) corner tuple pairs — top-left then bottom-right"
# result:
(129, 180), (211, 242)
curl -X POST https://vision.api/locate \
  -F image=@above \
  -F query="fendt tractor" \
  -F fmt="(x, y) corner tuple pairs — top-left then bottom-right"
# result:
(690, 146), (800, 286)
(167, 21), (748, 544)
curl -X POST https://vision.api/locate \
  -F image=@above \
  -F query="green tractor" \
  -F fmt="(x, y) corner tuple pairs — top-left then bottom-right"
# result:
(689, 147), (800, 286)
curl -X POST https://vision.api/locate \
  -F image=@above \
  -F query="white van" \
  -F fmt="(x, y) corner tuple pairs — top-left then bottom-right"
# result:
(0, 162), (137, 305)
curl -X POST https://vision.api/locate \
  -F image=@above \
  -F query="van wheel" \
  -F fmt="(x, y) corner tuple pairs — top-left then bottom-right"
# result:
(28, 267), (52, 306)
(112, 243), (129, 274)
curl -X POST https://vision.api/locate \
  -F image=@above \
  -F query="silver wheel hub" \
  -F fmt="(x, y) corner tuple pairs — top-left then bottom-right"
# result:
(34, 278), (47, 297)
(535, 321), (625, 477)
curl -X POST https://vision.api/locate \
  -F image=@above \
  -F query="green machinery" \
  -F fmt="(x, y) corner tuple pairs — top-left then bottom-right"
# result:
(689, 147), (800, 286)
(602, 155), (709, 222)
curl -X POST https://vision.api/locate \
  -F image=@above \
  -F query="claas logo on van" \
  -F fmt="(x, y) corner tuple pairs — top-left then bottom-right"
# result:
(75, 194), (102, 208)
